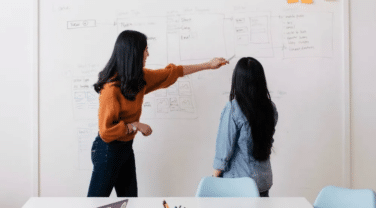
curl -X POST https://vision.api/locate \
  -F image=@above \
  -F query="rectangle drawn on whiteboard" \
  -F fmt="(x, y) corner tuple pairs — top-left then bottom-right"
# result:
(67, 20), (96, 29)
(72, 77), (98, 120)
(178, 81), (192, 96)
(234, 12), (274, 57)
(179, 97), (195, 113)
(250, 16), (269, 44)
(235, 27), (248, 33)
(235, 18), (246, 24)
(77, 125), (97, 170)
(170, 97), (179, 111)
(157, 98), (169, 113)
(178, 14), (227, 61)
(167, 83), (178, 95)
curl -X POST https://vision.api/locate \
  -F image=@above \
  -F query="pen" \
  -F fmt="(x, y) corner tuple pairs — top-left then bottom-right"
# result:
(163, 200), (170, 208)
(227, 54), (235, 62)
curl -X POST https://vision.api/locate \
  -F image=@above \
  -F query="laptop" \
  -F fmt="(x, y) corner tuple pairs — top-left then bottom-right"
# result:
(97, 199), (128, 208)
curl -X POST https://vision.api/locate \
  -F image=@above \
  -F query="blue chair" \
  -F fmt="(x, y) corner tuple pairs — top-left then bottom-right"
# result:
(195, 177), (260, 197)
(313, 185), (376, 208)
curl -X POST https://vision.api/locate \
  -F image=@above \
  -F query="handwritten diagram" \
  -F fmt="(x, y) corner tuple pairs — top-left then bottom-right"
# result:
(233, 12), (274, 58)
(72, 77), (98, 120)
(281, 12), (333, 58)
(71, 75), (197, 119)
(142, 79), (197, 119)
(67, 10), (334, 121)
(77, 123), (98, 170)
(176, 14), (227, 61)
(67, 20), (96, 29)
(67, 11), (333, 60)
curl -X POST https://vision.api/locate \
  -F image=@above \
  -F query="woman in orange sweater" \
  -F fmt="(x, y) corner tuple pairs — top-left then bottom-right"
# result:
(87, 30), (228, 197)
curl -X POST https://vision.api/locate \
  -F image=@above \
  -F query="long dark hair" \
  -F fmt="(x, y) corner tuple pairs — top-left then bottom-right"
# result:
(230, 57), (275, 161)
(94, 30), (147, 101)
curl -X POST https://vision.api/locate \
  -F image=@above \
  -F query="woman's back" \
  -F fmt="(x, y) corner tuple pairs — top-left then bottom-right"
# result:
(215, 99), (278, 193)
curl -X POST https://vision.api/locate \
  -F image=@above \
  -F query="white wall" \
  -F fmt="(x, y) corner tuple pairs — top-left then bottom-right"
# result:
(350, 0), (376, 190)
(1, 0), (376, 207)
(38, 1), (346, 203)
(0, 1), (35, 208)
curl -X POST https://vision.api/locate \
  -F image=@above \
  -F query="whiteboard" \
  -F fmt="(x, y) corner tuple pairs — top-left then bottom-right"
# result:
(39, 0), (348, 202)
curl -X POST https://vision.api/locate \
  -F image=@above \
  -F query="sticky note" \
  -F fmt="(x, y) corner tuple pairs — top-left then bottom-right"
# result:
(288, 0), (299, 3)
(301, 0), (313, 4)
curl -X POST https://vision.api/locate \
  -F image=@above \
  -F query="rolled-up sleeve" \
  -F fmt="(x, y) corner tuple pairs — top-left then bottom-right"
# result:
(98, 86), (127, 143)
(144, 64), (184, 94)
(213, 102), (238, 171)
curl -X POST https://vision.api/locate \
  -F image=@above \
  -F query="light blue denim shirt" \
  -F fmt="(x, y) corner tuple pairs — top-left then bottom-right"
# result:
(213, 99), (278, 192)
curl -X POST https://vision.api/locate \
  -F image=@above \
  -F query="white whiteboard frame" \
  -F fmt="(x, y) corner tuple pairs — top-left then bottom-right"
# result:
(32, 0), (40, 197)
(342, 0), (351, 188)
(32, 0), (353, 195)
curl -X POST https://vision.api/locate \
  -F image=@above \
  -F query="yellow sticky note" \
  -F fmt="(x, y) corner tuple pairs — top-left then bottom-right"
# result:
(301, 0), (313, 4)
(288, 0), (299, 3)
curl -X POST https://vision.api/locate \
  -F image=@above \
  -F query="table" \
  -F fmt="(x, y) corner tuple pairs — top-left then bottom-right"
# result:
(23, 197), (313, 208)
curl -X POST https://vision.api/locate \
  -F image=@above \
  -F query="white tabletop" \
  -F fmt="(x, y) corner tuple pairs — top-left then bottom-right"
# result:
(23, 197), (313, 208)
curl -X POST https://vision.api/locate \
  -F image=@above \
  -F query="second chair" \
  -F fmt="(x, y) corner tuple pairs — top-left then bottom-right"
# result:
(313, 185), (376, 208)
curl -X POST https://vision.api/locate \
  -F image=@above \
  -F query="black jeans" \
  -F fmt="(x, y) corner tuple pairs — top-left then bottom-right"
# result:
(87, 135), (137, 197)
(259, 190), (269, 197)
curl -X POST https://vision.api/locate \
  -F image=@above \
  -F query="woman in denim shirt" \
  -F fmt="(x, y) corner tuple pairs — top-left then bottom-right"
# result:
(213, 57), (278, 197)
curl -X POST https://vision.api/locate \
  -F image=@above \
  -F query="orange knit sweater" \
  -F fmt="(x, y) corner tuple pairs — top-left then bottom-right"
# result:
(98, 64), (184, 143)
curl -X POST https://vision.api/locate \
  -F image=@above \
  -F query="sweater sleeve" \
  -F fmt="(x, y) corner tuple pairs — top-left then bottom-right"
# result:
(213, 101), (238, 171)
(98, 85), (128, 143)
(144, 64), (184, 94)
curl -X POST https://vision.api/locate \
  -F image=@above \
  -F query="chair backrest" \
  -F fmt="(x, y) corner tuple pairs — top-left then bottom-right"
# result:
(313, 185), (376, 208)
(195, 177), (260, 197)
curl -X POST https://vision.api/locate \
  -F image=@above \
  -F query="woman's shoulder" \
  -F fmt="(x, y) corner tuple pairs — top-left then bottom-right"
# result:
(227, 99), (247, 125)
(143, 67), (151, 74)
(100, 81), (121, 96)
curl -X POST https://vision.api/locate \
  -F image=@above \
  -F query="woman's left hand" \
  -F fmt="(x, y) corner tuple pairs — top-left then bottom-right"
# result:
(134, 122), (153, 136)
(213, 169), (223, 177)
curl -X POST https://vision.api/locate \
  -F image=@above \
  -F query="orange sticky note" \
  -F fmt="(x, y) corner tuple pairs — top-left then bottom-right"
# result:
(288, 0), (299, 3)
(301, 0), (313, 3)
